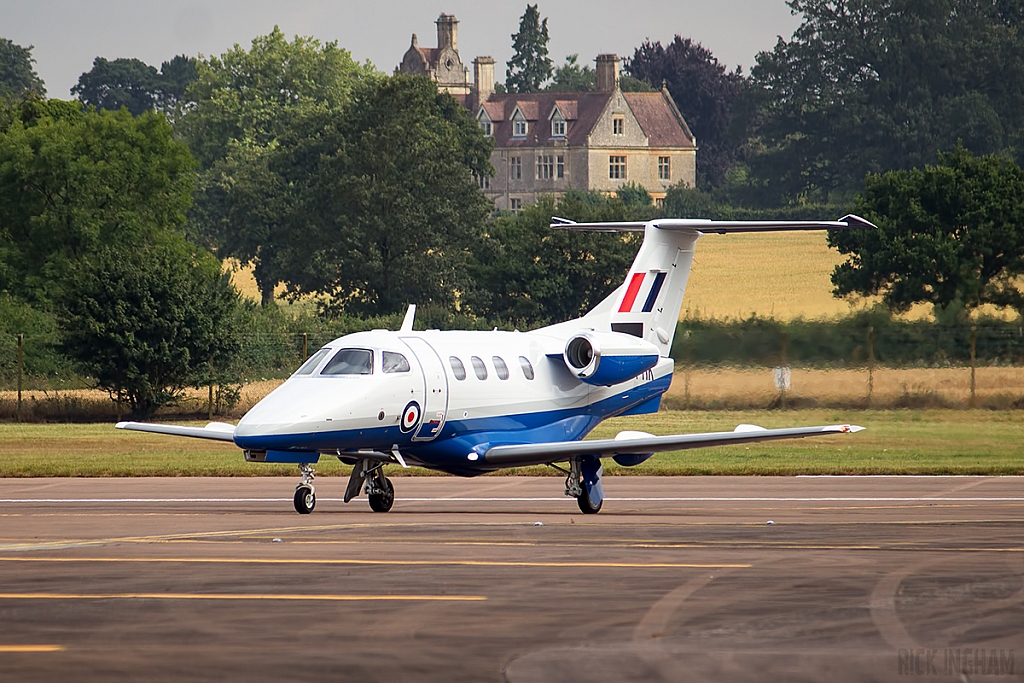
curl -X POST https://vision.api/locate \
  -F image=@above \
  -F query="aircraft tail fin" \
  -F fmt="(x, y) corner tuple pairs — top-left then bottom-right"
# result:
(550, 215), (874, 356)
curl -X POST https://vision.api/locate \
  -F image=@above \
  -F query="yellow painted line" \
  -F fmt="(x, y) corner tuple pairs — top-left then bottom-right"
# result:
(0, 593), (484, 602)
(0, 557), (749, 569)
(0, 645), (64, 652)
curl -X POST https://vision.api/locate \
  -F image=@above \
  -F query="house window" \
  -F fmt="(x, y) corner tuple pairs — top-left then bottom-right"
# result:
(474, 172), (490, 189)
(492, 356), (510, 380)
(537, 155), (554, 180)
(552, 119), (565, 137)
(658, 156), (671, 180)
(509, 197), (522, 213)
(470, 356), (488, 380)
(609, 155), (627, 179)
(510, 156), (522, 180)
(513, 119), (527, 137)
(480, 121), (492, 137)
(449, 356), (467, 380)
(556, 155), (564, 179)
(655, 197), (665, 208)
(613, 117), (624, 135)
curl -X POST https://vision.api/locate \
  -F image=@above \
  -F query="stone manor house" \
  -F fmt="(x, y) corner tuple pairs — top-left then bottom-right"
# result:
(398, 14), (697, 211)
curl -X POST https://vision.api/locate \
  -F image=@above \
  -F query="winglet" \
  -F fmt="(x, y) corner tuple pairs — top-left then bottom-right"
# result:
(839, 214), (878, 230)
(400, 304), (417, 332)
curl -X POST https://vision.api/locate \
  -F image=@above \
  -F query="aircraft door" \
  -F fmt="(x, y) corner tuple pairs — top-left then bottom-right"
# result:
(400, 337), (449, 442)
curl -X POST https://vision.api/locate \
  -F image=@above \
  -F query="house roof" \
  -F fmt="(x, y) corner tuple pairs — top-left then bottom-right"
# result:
(623, 91), (695, 147)
(483, 92), (613, 147)
(479, 89), (696, 149)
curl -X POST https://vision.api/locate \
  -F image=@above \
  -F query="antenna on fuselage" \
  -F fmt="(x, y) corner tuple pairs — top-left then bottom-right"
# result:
(400, 304), (417, 332)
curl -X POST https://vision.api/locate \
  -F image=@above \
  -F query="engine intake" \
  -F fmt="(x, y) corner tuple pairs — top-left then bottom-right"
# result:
(563, 331), (660, 386)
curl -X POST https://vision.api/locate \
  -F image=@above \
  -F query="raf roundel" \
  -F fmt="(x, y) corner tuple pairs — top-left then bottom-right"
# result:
(400, 401), (421, 433)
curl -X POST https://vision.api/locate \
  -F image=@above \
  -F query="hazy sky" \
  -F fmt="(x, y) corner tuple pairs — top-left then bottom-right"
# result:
(5, 0), (802, 98)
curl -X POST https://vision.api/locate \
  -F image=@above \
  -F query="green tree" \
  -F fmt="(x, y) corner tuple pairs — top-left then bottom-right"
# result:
(0, 99), (195, 303)
(748, 0), (1024, 203)
(57, 237), (241, 417)
(464, 191), (648, 325)
(628, 37), (744, 188)
(281, 75), (494, 316)
(0, 39), (45, 97)
(177, 27), (378, 306)
(156, 55), (198, 112)
(72, 57), (160, 116)
(547, 54), (594, 92)
(829, 147), (1024, 318)
(505, 4), (553, 93)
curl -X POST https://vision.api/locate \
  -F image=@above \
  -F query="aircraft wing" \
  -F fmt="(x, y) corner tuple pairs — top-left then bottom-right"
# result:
(481, 424), (864, 468)
(116, 421), (237, 442)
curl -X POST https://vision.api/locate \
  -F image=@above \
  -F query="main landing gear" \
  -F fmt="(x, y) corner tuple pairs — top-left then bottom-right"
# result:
(556, 456), (605, 514)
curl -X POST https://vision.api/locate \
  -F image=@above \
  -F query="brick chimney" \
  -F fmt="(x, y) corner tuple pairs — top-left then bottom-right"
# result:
(436, 14), (458, 51)
(595, 54), (620, 92)
(474, 56), (495, 107)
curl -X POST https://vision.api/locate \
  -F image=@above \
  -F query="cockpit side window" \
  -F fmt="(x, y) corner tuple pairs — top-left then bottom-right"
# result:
(294, 348), (331, 376)
(492, 356), (509, 380)
(320, 348), (373, 375)
(449, 356), (467, 380)
(382, 351), (411, 373)
(471, 356), (488, 380)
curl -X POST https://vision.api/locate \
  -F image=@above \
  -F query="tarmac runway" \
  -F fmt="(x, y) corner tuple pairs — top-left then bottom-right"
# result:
(0, 475), (1021, 682)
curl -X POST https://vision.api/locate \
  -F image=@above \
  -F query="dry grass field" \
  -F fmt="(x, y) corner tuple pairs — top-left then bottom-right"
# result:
(229, 232), (948, 320)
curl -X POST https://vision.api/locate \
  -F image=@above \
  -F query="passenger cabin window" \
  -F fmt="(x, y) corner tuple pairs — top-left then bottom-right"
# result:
(492, 356), (509, 380)
(519, 356), (535, 380)
(449, 356), (467, 380)
(320, 348), (373, 375)
(294, 348), (331, 376)
(471, 356), (488, 380)
(382, 351), (410, 373)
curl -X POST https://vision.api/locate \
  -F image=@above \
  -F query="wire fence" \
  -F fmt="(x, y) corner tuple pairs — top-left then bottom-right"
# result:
(3, 322), (1024, 419)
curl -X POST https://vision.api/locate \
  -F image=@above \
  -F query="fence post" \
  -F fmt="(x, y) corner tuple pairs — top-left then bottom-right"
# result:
(302, 333), (308, 360)
(969, 325), (977, 408)
(208, 354), (214, 421)
(867, 326), (874, 407)
(683, 330), (692, 410)
(17, 333), (24, 423)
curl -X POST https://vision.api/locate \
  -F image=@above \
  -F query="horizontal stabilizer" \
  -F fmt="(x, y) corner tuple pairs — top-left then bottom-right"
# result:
(549, 215), (877, 234)
(116, 421), (237, 442)
(482, 424), (864, 468)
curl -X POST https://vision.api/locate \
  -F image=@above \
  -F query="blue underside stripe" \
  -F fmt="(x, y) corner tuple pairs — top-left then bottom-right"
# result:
(235, 372), (673, 474)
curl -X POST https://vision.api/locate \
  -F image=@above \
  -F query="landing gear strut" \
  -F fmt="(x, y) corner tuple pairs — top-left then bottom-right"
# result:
(343, 459), (395, 512)
(559, 456), (604, 514)
(293, 463), (316, 514)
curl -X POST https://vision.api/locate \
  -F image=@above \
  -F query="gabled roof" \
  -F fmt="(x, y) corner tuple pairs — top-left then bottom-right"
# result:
(623, 90), (695, 147)
(552, 100), (577, 120)
(485, 92), (612, 146)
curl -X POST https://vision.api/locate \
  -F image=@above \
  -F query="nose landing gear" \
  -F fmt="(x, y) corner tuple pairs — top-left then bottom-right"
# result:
(294, 463), (316, 514)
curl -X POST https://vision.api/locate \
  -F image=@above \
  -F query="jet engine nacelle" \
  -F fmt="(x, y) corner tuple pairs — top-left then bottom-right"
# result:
(563, 331), (661, 386)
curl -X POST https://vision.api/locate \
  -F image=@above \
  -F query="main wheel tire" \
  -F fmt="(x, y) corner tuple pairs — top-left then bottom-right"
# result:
(368, 476), (394, 513)
(576, 485), (602, 514)
(294, 485), (315, 514)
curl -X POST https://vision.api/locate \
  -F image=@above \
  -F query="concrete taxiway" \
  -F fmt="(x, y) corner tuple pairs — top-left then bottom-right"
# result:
(0, 475), (1021, 682)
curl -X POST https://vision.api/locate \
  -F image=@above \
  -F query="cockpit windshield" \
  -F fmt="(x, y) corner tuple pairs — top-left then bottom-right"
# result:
(320, 348), (373, 376)
(293, 348), (331, 376)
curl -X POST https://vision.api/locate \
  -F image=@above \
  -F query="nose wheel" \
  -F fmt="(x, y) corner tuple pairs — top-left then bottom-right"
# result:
(293, 463), (316, 514)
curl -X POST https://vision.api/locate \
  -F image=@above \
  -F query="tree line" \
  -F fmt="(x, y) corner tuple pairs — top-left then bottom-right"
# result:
(2, 2), (1024, 416)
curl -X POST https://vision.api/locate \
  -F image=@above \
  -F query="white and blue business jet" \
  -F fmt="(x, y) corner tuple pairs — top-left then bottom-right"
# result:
(118, 215), (872, 514)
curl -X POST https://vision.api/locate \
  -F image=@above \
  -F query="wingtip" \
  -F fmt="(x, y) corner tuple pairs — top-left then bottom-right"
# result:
(826, 424), (865, 433)
(838, 214), (878, 230)
(115, 421), (130, 429)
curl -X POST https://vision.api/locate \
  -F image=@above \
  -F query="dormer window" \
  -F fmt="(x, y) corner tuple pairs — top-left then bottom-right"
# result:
(480, 121), (492, 136)
(513, 119), (527, 137)
(551, 115), (566, 137)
